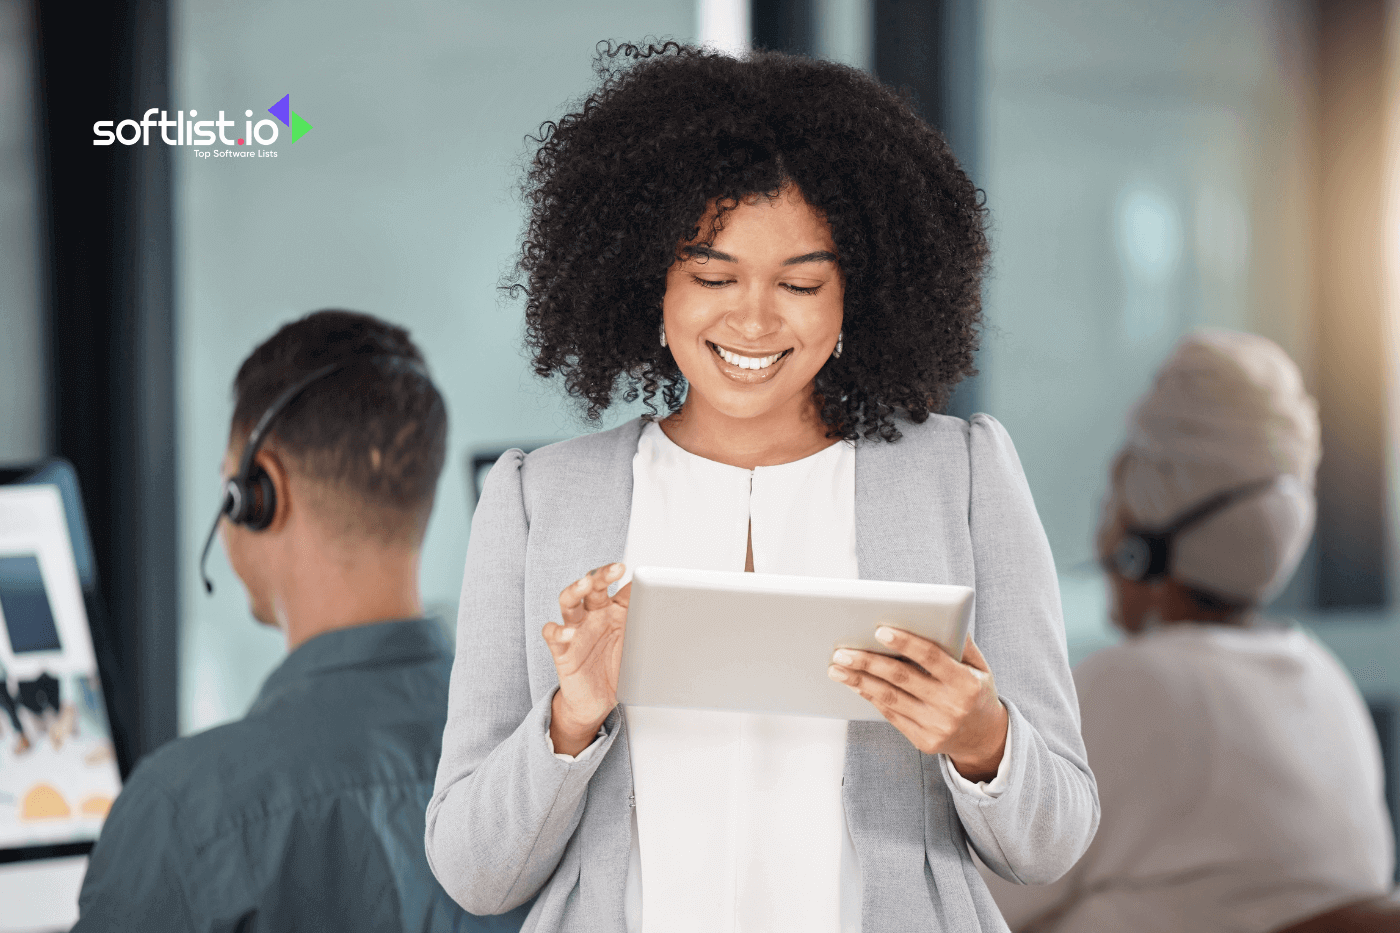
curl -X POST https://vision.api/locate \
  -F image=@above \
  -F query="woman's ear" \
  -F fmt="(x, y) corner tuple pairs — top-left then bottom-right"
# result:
(253, 448), (292, 533)
(1109, 574), (1158, 635)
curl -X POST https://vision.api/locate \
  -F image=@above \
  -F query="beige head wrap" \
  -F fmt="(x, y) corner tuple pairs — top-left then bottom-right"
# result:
(1106, 328), (1320, 604)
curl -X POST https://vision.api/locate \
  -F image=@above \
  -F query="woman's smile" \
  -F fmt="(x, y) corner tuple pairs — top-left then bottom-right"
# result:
(707, 341), (794, 383)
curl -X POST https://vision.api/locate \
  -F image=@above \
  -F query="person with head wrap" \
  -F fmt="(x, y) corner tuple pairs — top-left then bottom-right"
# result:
(982, 329), (1395, 933)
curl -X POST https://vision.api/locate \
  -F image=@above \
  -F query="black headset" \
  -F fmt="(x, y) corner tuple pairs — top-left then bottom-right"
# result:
(198, 353), (422, 594)
(1110, 476), (1280, 583)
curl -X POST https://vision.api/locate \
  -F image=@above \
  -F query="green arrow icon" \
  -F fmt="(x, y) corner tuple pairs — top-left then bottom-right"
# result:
(290, 111), (312, 144)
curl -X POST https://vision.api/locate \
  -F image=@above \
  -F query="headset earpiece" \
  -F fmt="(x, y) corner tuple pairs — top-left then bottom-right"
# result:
(222, 456), (277, 530)
(221, 477), (245, 524)
(242, 465), (277, 531)
(1111, 531), (1168, 583)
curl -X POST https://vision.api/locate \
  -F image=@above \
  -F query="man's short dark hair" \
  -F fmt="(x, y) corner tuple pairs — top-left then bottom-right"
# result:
(231, 310), (448, 543)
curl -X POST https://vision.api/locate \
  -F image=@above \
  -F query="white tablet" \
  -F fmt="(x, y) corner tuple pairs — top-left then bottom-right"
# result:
(619, 566), (975, 721)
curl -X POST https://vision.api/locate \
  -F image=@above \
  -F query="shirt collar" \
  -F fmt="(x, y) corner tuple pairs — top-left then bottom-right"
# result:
(254, 617), (451, 707)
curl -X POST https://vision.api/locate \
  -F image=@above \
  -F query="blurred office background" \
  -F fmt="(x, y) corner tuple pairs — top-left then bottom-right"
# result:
(2, 0), (1398, 878)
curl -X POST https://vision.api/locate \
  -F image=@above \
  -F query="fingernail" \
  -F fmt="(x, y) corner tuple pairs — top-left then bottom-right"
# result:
(875, 627), (895, 644)
(559, 628), (575, 642)
(610, 562), (623, 573)
(827, 665), (847, 682)
(576, 577), (591, 589)
(833, 649), (855, 665)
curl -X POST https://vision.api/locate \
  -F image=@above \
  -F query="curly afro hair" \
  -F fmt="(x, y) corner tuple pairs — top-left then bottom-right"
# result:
(511, 41), (989, 441)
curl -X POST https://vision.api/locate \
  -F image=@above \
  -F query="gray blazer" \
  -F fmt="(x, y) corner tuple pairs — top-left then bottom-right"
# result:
(427, 413), (1099, 932)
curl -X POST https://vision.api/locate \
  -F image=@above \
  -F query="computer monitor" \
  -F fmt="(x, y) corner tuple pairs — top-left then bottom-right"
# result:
(0, 461), (123, 865)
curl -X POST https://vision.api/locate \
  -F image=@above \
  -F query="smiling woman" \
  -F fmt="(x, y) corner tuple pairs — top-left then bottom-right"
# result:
(513, 42), (988, 443)
(427, 42), (1098, 933)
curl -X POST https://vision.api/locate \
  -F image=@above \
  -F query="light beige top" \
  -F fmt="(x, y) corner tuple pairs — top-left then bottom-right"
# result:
(982, 623), (1394, 933)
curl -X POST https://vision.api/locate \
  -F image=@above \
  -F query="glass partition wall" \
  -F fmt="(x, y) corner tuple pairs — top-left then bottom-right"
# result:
(980, 0), (1319, 655)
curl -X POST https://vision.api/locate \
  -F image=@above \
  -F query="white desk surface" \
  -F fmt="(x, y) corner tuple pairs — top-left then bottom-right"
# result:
(0, 856), (85, 932)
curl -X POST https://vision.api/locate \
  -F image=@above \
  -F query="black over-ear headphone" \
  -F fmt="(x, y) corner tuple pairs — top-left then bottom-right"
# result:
(198, 354), (416, 594)
(1110, 476), (1279, 583)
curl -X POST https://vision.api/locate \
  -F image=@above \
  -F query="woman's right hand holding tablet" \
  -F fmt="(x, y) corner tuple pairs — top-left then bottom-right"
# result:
(543, 562), (630, 757)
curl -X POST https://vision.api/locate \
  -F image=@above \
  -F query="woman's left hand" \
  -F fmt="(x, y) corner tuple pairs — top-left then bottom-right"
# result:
(828, 628), (1008, 782)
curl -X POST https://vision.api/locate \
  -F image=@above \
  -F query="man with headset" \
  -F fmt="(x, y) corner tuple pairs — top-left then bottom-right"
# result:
(981, 329), (1394, 932)
(73, 310), (527, 931)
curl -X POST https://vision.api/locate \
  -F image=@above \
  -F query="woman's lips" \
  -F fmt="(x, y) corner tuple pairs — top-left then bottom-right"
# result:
(708, 341), (793, 384)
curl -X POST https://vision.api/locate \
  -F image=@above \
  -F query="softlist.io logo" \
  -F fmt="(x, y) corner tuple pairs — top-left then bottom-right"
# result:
(93, 94), (312, 154)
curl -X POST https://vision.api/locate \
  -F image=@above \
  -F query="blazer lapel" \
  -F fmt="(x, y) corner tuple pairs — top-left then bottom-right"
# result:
(522, 417), (644, 700)
(564, 421), (640, 576)
(848, 424), (975, 929)
(856, 429), (937, 585)
(853, 421), (970, 588)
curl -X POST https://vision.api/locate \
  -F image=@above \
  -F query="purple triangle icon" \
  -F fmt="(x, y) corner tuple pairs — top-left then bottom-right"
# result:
(268, 94), (290, 127)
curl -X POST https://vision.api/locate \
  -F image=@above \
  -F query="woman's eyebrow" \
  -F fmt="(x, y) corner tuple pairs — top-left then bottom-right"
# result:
(678, 246), (838, 266)
(783, 250), (839, 266)
(680, 245), (744, 263)
(679, 245), (736, 263)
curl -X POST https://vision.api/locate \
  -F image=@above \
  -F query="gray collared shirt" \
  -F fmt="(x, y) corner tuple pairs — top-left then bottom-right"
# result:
(75, 618), (529, 932)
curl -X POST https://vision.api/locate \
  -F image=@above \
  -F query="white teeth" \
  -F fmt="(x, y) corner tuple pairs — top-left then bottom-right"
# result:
(715, 345), (783, 370)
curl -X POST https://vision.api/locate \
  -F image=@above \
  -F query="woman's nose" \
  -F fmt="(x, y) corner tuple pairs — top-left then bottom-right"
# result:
(725, 284), (782, 340)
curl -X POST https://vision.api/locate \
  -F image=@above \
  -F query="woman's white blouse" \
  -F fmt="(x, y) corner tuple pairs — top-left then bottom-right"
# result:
(622, 421), (860, 933)
(550, 421), (1009, 932)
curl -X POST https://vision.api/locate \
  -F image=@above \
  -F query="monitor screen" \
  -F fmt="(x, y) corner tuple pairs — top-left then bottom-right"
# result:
(0, 483), (122, 854)
(0, 555), (64, 654)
